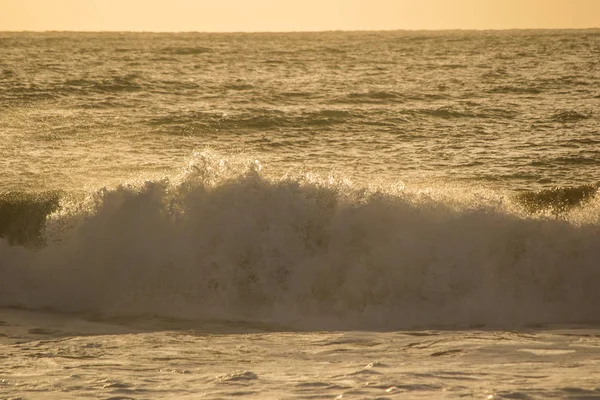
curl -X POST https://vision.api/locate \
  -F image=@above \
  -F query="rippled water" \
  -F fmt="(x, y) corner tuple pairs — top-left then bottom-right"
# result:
(2, 309), (600, 400)
(1, 30), (599, 190)
(1, 30), (600, 399)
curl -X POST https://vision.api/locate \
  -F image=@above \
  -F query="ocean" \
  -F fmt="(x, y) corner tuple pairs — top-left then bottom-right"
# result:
(1, 30), (599, 399)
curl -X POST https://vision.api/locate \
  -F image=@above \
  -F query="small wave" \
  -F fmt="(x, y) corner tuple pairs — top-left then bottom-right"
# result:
(224, 83), (255, 91)
(148, 109), (353, 132)
(515, 184), (598, 215)
(164, 46), (212, 55)
(1, 86), (60, 103)
(554, 156), (599, 165)
(321, 47), (347, 54)
(550, 111), (591, 123)
(439, 63), (466, 69)
(418, 106), (480, 119)
(263, 59), (287, 65)
(343, 90), (404, 104)
(413, 106), (516, 120)
(63, 74), (143, 93)
(490, 86), (542, 95)
(279, 91), (313, 98)
(481, 68), (509, 78)
(232, 110), (354, 129)
(303, 109), (356, 125)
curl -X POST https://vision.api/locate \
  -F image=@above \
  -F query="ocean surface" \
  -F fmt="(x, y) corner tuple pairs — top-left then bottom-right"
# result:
(1, 30), (599, 399)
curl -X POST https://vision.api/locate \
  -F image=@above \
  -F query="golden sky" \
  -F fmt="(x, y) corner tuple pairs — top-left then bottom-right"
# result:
(1, 0), (599, 31)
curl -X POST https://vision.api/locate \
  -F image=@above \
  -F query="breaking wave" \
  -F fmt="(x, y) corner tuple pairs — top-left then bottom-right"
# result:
(1, 153), (599, 330)
(0, 191), (61, 247)
(550, 110), (591, 123)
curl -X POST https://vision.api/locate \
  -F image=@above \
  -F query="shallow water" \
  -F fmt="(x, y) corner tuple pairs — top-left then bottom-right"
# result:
(1, 309), (600, 399)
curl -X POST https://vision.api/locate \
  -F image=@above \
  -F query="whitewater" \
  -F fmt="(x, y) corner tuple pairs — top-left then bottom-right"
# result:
(1, 30), (600, 399)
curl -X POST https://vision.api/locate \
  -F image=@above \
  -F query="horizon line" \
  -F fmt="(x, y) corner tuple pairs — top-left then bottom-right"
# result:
(1, 27), (599, 34)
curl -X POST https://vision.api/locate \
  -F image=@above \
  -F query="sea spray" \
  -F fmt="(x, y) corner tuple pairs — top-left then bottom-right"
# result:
(1, 153), (599, 329)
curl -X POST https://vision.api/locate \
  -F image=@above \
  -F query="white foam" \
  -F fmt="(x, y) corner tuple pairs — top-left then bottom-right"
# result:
(1, 153), (599, 329)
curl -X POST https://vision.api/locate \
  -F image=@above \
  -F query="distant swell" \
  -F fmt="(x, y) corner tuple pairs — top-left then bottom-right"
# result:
(550, 110), (591, 123)
(1, 154), (599, 330)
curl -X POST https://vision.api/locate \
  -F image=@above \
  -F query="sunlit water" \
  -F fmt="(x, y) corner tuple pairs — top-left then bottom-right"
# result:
(1, 31), (599, 399)
(1, 30), (599, 190)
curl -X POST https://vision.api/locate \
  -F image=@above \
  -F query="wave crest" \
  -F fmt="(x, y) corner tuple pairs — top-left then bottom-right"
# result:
(0, 191), (60, 247)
